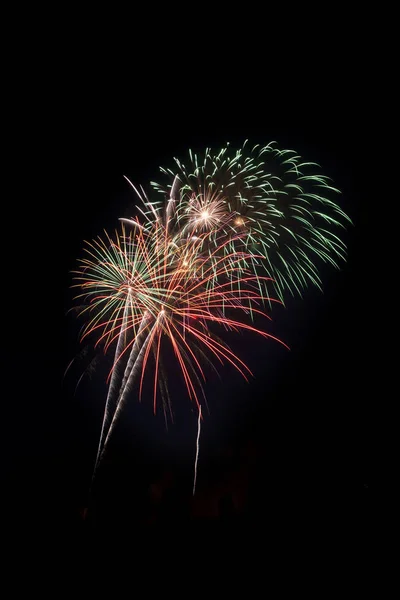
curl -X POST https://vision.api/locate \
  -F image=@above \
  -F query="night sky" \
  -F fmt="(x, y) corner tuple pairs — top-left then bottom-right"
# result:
(8, 43), (381, 565)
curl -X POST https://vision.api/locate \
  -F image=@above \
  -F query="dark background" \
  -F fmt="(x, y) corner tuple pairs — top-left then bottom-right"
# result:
(6, 22), (386, 568)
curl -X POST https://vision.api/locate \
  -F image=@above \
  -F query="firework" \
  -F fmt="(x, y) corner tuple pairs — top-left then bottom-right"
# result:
(72, 140), (351, 494)
(73, 220), (287, 474)
(151, 141), (351, 302)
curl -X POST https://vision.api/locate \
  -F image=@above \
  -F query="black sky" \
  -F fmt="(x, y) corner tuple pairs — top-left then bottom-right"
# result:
(7, 29), (385, 561)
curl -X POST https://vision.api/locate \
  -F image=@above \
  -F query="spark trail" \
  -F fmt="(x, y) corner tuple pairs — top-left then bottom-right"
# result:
(193, 405), (202, 496)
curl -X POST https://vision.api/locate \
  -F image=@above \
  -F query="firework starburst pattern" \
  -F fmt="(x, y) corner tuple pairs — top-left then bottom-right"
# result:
(71, 141), (351, 492)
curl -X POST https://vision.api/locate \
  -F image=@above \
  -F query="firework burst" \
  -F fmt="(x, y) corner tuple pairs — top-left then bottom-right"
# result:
(73, 220), (287, 476)
(71, 140), (351, 496)
(151, 141), (351, 302)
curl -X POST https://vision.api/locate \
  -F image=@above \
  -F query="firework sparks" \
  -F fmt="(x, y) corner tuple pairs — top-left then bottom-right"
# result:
(71, 140), (351, 495)
(152, 141), (352, 303)
(73, 220), (287, 474)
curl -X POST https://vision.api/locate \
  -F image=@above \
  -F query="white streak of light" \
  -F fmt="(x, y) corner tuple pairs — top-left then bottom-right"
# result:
(192, 405), (202, 496)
